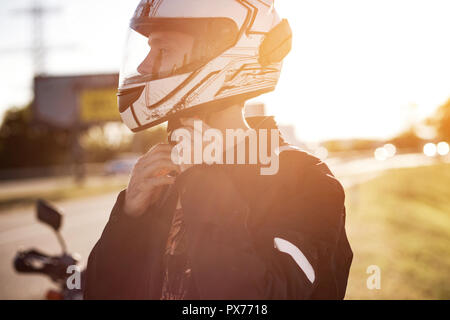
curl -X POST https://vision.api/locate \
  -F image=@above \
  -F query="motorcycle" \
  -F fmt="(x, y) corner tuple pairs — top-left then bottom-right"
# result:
(13, 199), (84, 300)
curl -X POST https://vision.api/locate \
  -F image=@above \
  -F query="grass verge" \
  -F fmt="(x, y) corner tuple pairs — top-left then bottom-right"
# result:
(345, 162), (450, 299)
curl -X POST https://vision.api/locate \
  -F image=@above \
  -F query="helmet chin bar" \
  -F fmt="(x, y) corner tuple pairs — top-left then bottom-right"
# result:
(128, 87), (273, 133)
(117, 85), (145, 113)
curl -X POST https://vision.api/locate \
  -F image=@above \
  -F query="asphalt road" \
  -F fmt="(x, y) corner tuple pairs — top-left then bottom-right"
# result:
(0, 153), (446, 299)
(0, 192), (117, 299)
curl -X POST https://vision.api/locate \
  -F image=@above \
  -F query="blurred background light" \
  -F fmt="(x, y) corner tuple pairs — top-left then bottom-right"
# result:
(423, 143), (437, 157)
(374, 147), (388, 161)
(383, 143), (397, 158)
(436, 141), (449, 156)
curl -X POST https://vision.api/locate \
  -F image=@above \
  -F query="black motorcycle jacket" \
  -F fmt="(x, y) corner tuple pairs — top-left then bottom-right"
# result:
(84, 147), (353, 299)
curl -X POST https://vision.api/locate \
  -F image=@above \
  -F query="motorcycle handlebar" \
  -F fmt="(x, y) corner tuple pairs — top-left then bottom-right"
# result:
(14, 249), (51, 272)
(14, 249), (78, 282)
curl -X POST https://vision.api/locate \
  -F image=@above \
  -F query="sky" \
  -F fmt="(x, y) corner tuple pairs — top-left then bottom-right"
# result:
(1, 0), (449, 142)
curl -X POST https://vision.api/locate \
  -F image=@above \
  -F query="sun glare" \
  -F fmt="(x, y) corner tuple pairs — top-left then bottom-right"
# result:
(254, 0), (450, 143)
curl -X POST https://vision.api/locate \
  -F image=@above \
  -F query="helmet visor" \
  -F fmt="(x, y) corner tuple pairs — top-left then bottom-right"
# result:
(119, 17), (239, 87)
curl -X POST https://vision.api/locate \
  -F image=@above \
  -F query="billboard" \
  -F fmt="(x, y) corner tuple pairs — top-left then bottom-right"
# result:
(33, 73), (119, 128)
(80, 88), (120, 122)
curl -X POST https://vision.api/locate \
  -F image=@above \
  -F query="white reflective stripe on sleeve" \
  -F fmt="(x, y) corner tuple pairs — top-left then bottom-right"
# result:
(274, 237), (315, 284)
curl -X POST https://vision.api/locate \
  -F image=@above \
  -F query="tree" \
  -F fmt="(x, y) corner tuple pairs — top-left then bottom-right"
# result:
(0, 106), (71, 169)
(433, 98), (450, 141)
(388, 128), (423, 151)
(0, 104), (169, 174)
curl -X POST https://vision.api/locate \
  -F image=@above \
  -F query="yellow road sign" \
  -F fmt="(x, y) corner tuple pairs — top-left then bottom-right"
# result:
(80, 88), (119, 122)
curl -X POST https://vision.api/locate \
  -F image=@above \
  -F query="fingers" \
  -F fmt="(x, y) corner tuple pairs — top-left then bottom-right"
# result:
(135, 143), (175, 168)
(124, 143), (179, 217)
(145, 143), (174, 157)
(135, 151), (173, 170)
(144, 175), (176, 190)
(141, 159), (180, 178)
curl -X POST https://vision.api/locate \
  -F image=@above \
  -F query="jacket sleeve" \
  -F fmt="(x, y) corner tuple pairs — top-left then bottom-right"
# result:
(84, 190), (162, 299)
(180, 153), (349, 300)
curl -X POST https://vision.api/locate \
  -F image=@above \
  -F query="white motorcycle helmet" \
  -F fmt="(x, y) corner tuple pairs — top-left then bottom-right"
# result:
(118, 0), (292, 132)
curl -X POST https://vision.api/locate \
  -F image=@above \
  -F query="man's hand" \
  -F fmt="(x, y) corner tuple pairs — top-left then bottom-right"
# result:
(123, 143), (180, 217)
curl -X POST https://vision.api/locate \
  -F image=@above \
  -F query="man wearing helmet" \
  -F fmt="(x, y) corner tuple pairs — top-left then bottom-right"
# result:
(85, 0), (352, 300)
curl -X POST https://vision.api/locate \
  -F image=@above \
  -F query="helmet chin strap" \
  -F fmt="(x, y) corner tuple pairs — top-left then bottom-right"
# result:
(167, 101), (245, 140)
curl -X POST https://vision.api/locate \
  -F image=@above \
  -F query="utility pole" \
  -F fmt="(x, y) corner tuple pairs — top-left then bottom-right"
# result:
(5, 1), (86, 183)
(14, 0), (62, 76)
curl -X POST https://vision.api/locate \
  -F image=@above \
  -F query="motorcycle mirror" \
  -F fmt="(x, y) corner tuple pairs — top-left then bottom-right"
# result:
(37, 199), (62, 231)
